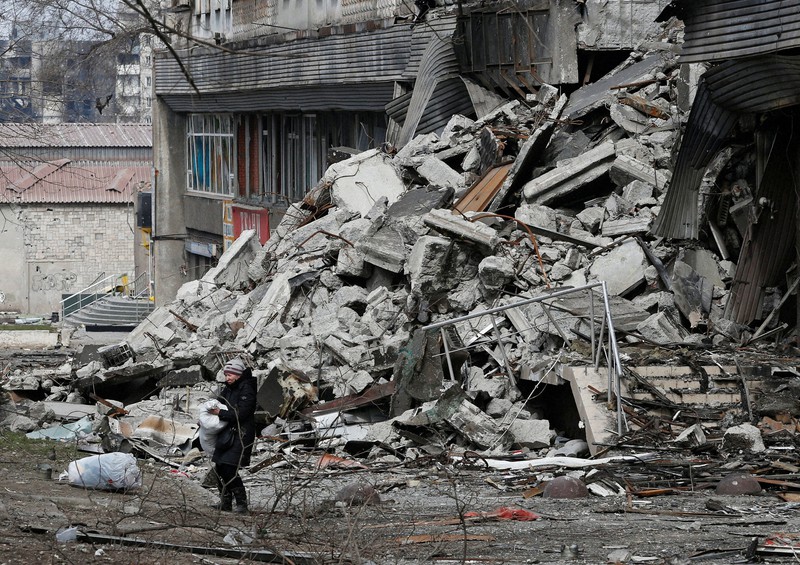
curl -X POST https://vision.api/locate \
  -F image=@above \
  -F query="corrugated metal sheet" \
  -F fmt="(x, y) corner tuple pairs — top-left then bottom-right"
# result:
(675, 0), (800, 63)
(416, 77), (475, 134)
(652, 80), (738, 239)
(402, 14), (459, 80)
(1, 159), (150, 204)
(0, 124), (151, 148)
(396, 23), (464, 147)
(462, 77), (507, 118)
(161, 83), (395, 113)
(724, 125), (798, 324)
(155, 25), (413, 99)
(653, 55), (800, 239)
(703, 56), (800, 113)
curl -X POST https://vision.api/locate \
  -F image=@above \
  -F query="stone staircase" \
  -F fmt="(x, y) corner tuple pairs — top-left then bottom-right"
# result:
(63, 295), (154, 331)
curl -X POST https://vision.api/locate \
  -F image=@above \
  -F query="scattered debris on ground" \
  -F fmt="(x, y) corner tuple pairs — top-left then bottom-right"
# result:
(4, 11), (800, 564)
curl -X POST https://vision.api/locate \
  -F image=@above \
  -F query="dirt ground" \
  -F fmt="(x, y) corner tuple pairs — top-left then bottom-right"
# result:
(1, 429), (799, 565)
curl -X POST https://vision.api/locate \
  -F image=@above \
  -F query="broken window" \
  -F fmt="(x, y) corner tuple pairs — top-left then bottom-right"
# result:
(260, 111), (387, 206)
(186, 113), (234, 196)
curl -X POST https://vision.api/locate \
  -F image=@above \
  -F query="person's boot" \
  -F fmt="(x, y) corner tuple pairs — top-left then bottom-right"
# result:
(231, 486), (248, 514)
(211, 489), (233, 511)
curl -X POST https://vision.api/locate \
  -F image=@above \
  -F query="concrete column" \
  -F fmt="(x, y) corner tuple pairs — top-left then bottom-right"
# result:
(152, 95), (188, 306)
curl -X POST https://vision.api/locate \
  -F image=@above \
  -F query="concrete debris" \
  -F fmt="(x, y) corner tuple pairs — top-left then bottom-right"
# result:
(6, 15), (797, 498)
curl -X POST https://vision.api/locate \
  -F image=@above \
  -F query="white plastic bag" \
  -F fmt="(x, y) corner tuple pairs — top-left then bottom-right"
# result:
(67, 452), (142, 491)
(197, 399), (227, 456)
(197, 399), (227, 433)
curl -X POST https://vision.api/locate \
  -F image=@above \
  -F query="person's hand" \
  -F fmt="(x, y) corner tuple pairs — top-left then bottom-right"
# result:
(209, 408), (220, 415)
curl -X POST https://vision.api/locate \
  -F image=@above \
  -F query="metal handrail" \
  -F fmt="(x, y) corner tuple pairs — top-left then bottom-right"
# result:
(131, 271), (151, 299)
(421, 281), (627, 437)
(60, 273), (126, 320)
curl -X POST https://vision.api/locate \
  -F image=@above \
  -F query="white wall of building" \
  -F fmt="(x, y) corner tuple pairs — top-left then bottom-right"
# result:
(0, 203), (135, 316)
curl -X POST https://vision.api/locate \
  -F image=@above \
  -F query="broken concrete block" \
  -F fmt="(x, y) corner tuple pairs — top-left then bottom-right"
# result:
(356, 225), (407, 273)
(238, 271), (294, 346)
(636, 311), (687, 345)
(508, 418), (555, 449)
(324, 149), (406, 217)
(548, 263), (573, 281)
(440, 114), (475, 145)
(609, 154), (671, 192)
(423, 209), (500, 252)
(201, 229), (260, 291)
(331, 286), (368, 310)
(157, 365), (204, 388)
(323, 335), (367, 367)
(478, 256), (515, 294)
(336, 246), (371, 278)
(671, 260), (712, 328)
(438, 386), (505, 449)
(682, 249), (724, 288)
(332, 369), (374, 398)
(485, 397), (514, 418)
(522, 141), (616, 205)
(601, 215), (652, 237)
(466, 366), (507, 399)
(515, 203), (557, 231)
(576, 207), (605, 233)
(621, 180), (657, 207)
(722, 423), (766, 454)
(587, 240), (647, 296)
(394, 132), (441, 167)
(416, 156), (464, 192)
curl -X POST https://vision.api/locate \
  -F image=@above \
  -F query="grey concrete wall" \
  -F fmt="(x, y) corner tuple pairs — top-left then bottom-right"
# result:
(0, 203), (135, 316)
(0, 206), (27, 313)
(152, 96), (189, 306)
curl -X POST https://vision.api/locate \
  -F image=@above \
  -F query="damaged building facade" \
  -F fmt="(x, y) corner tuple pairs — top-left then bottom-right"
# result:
(151, 0), (670, 304)
(9, 3), (800, 560)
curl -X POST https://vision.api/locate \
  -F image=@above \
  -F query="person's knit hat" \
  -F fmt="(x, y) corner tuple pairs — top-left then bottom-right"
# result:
(223, 358), (246, 376)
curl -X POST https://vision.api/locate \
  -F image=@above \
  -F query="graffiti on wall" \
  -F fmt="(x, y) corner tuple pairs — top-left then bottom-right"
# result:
(31, 272), (78, 292)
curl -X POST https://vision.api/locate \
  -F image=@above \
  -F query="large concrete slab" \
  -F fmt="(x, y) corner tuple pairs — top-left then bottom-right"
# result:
(561, 366), (620, 456)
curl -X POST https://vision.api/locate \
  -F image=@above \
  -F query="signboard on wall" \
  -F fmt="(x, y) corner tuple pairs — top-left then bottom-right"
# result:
(222, 200), (235, 251)
(232, 205), (270, 245)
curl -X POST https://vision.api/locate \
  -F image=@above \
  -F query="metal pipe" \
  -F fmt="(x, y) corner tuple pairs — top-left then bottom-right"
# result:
(440, 327), (456, 382)
(600, 281), (625, 436)
(589, 288), (596, 362)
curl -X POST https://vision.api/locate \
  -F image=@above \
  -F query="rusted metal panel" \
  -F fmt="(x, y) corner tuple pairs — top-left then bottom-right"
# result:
(454, 163), (513, 214)
(2, 160), (150, 204)
(673, 0), (800, 63)
(724, 125), (798, 324)
(155, 25), (413, 98)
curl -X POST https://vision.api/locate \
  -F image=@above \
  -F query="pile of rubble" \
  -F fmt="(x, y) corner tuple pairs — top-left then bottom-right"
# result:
(3, 20), (799, 472)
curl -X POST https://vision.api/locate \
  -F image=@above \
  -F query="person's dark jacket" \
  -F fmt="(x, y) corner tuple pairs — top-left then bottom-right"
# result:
(212, 369), (257, 467)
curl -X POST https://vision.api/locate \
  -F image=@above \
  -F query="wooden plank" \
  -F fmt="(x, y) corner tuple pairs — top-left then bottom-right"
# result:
(454, 163), (513, 214)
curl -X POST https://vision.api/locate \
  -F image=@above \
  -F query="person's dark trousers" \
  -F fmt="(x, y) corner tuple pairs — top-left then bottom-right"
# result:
(215, 462), (248, 513)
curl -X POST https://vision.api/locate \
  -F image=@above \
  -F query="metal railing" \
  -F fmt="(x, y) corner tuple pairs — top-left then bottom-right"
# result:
(421, 281), (627, 437)
(60, 272), (153, 322)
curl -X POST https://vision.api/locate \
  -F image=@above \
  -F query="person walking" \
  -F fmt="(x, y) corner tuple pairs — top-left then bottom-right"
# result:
(209, 358), (257, 513)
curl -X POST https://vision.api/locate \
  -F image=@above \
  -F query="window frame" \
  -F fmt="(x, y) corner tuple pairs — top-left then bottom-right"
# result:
(186, 113), (235, 197)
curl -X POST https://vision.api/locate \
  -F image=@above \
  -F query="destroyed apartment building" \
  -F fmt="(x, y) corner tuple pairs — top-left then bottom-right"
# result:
(5, 0), (800, 550)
